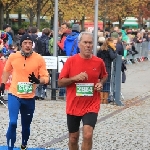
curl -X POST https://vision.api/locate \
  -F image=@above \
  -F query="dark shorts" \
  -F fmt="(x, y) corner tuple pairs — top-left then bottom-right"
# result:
(67, 112), (98, 133)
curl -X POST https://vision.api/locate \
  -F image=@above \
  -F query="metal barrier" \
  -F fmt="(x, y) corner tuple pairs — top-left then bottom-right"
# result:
(126, 41), (150, 64)
(110, 55), (123, 106)
(49, 55), (123, 106)
(1, 56), (123, 106)
(0, 55), (124, 106)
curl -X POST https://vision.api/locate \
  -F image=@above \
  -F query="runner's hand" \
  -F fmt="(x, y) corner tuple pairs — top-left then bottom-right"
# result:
(74, 72), (88, 81)
(94, 82), (103, 91)
(0, 83), (5, 96)
(28, 72), (40, 84)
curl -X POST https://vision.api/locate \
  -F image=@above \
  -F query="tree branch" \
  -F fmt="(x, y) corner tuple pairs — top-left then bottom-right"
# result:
(41, 7), (52, 19)
(40, 0), (49, 11)
(4, 0), (21, 11)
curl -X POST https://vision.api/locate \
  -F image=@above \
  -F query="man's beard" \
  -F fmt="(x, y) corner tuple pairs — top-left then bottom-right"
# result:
(20, 49), (33, 57)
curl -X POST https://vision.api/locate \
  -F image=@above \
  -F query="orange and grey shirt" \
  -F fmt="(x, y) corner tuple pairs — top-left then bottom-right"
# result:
(4, 51), (49, 98)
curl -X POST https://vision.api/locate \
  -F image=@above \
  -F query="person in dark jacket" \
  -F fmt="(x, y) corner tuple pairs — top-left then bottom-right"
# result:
(116, 32), (124, 56)
(29, 27), (42, 55)
(39, 28), (51, 56)
(14, 28), (26, 50)
(35, 28), (51, 100)
(133, 32), (143, 43)
(97, 37), (117, 104)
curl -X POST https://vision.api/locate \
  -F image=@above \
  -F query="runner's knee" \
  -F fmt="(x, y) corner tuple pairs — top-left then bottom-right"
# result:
(9, 121), (17, 129)
(69, 134), (79, 144)
(83, 130), (93, 141)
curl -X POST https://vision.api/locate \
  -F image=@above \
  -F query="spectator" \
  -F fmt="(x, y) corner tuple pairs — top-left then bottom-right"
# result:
(97, 37), (117, 104)
(39, 28), (51, 56)
(35, 28), (51, 100)
(57, 22), (72, 56)
(72, 24), (80, 33)
(133, 32), (143, 43)
(116, 32), (124, 56)
(105, 28), (111, 38)
(30, 27), (42, 54)
(3, 24), (13, 46)
(57, 23), (71, 99)
(116, 32), (131, 57)
(14, 28), (25, 50)
(98, 31), (105, 47)
(114, 26), (120, 33)
(0, 31), (9, 58)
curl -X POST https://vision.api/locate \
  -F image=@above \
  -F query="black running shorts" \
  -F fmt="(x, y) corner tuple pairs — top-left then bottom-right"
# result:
(67, 112), (98, 133)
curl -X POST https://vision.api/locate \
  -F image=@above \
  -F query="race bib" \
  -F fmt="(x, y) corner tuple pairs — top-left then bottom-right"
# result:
(76, 83), (94, 96)
(17, 82), (33, 94)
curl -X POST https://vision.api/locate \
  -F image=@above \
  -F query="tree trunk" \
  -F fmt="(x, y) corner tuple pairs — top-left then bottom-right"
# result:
(80, 15), (85, 30)
(103, 17), (106, 31)
(59, 15), (63, 27)
(29, 8), (34, 27)
(6, 3), (9, 24)
(37, 0), (41, 29)
(118, 15), (122, 28)
(18, 9), (22, 28)
(6, 11), (9, 24)
(0, 0), (4, 30)
(50, 15), (54, 29)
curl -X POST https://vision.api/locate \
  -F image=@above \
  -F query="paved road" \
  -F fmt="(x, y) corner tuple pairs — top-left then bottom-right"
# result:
(0, 60), (150, 150)
(121, 61), (150, 100)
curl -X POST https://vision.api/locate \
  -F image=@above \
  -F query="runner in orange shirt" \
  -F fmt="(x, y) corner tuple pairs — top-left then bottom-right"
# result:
(0, 34), (49, 150)
(58, 32), (108, 150)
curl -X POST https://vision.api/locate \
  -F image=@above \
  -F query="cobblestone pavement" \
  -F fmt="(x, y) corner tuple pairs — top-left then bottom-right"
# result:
(0, 61), (150, 150)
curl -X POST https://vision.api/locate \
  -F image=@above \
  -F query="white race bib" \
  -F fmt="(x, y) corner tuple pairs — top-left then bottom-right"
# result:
(17, 82), (33, 94)
(76, 83), (94, 96)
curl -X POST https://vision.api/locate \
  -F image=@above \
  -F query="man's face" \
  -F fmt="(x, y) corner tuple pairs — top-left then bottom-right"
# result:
(21, 40), (33, 53)
(114, 27), (119, 33)
(137, 33), (141, 38)
(6, 27), (11, 32)
(119, 35), (122, 40)
(60, 24), (68, 33)
(78, 34), (93, 58)
(113, 39), (117, 47)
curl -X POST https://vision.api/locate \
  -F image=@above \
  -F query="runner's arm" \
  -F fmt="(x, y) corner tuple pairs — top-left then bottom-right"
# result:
(99, 60), (108, 85)
(58, 72), (88, 87)
(38, 57), (49, 84)
(58, 77), (75, 87)
(98, 76), (108, 85)
(1, 71), (11, 84)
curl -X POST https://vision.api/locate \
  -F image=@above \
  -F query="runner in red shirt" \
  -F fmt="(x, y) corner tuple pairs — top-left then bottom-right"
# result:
(58, 32), (108, 150)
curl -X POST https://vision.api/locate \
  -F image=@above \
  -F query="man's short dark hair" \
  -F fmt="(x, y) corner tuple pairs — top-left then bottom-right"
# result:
(18, 29), (25, 35)
(30, 27), (38, 33)
(118, 32), (122, 37)
(61, 22), (70, 28)
(42, 28), (51, 36)
(3, 24), (11, 30)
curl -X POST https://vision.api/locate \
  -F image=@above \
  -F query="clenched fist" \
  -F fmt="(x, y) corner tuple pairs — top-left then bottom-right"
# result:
(73, 72), (88, 81)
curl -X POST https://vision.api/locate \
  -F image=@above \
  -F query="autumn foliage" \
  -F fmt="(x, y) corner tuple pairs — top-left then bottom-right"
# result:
(1, 0), (150, 24)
